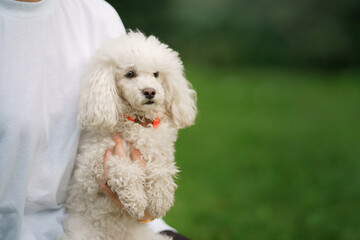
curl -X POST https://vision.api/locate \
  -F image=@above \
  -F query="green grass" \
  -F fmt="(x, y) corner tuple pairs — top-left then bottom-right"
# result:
(163, 65), (360, 240)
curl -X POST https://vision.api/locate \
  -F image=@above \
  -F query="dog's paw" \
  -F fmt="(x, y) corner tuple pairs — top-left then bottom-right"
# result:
(147, 194), (174, 218)
(145, 163), (178, 218)
(146, 180), (176, 218)
(105, 155), (148, 219)
(118, 189), (148, 219)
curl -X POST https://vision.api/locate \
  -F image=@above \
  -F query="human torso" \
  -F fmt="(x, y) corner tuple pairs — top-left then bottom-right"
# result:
(0, 0), (125, 239)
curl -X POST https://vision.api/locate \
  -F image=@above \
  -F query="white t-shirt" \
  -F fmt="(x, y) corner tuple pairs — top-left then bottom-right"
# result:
(0, 0), (174, 239)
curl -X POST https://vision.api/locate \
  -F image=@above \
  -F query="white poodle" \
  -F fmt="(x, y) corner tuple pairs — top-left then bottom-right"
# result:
(62, 31), (197, 240)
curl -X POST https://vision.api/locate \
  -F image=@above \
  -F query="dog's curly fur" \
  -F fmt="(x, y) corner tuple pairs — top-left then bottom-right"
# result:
(61, 32), (197, 240)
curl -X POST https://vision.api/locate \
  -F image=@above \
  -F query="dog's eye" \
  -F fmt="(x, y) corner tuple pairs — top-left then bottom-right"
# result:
(153, 72), (159, 78)
(125, 71), (136, 78)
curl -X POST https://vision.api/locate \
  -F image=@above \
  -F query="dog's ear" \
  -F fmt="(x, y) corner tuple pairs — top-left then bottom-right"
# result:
(78, 63), (121, 132)
(164, 68), (197, 129)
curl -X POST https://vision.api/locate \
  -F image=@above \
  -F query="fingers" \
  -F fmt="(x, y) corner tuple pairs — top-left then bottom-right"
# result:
(104, 134), (125, 182)
(129, 143), (141, 161)
(137, 209), (155, 223)
(113, 133), (126, 159)
(103, 150), (112, 182)
(130, 143), (146, 168)
(112, 134), (144, 167)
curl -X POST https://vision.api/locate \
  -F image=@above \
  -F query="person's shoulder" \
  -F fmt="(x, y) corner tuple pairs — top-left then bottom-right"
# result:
(70, 0), (120, 22)
(83, 0), (118, 19)
(62, 0), (126, 37)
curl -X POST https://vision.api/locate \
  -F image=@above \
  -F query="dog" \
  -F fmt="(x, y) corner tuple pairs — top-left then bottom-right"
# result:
(62, 31), (197, 240)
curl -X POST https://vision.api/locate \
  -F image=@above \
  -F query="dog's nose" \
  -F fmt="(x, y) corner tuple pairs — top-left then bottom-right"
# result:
(142, 88), (156, 99)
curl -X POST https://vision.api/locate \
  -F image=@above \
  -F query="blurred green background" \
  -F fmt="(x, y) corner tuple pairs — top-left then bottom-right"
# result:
(108, 1), (360, 239)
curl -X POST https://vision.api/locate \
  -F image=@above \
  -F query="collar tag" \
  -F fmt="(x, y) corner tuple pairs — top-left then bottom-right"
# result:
(152, 118), (160, 128)
(125, 116), (160, 128)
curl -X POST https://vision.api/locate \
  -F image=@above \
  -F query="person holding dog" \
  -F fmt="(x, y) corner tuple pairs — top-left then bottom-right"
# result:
(0, 0), (188, 239)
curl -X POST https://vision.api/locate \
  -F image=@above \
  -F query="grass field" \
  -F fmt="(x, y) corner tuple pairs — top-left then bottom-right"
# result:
(163, 65), (360, 240)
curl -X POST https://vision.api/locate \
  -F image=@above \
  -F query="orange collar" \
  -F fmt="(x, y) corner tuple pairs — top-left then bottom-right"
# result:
(126, 116), (160, 128)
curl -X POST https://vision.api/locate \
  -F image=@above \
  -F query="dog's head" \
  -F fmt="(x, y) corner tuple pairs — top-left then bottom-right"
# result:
(78, 31), (197, 132)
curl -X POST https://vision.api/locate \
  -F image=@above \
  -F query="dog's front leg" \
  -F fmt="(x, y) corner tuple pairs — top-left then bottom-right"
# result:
(105, 154), (148, 219)
(145, 160), (179, 218)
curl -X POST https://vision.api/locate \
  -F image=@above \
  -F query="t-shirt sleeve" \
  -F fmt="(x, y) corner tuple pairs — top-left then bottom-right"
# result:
(100, 1), (126, 38)
(84, 0), (126, 40)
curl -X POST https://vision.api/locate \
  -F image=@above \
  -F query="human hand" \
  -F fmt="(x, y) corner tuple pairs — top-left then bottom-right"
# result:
(96, 134), (154, 223)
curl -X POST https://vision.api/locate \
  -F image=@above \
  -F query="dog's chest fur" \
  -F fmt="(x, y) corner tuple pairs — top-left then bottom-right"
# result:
(76, 120), (178, 177)
(118, 120), (178, 162)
